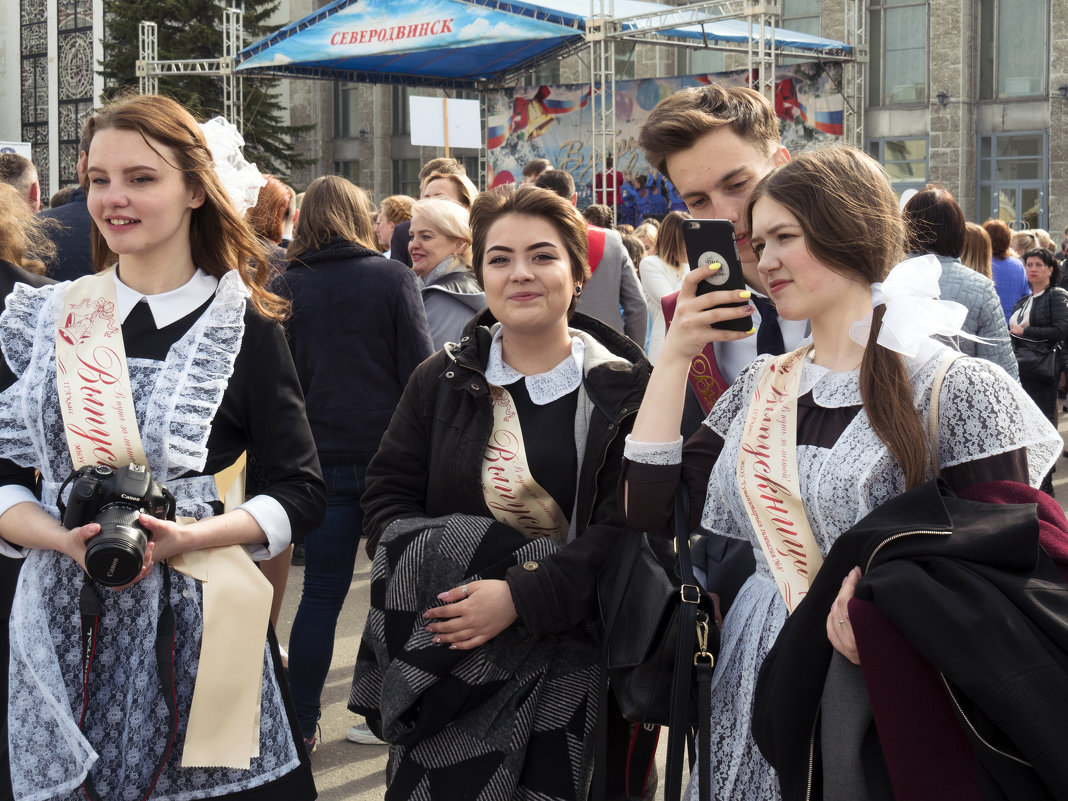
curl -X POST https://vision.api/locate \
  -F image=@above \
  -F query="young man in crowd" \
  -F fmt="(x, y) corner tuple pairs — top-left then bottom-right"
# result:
(638, 84), (808, 421)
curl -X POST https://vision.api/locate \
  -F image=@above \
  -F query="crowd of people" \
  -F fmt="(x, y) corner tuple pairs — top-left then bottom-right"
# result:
(1, 81), (1067, 801)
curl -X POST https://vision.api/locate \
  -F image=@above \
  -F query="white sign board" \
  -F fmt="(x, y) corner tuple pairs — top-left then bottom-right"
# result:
(0, 142), (33, 159)
(408, 96), (482, 149)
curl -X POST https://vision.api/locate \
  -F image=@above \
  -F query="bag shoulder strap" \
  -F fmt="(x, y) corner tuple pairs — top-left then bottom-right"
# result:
(927, 350), (964, 478)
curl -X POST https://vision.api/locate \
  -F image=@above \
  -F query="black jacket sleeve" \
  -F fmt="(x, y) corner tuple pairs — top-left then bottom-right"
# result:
(207, 309), (326, 542)
(360, 352), (440, 556)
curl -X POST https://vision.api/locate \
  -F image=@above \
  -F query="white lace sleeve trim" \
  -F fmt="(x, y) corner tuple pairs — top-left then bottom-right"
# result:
(237, 495), (291, 560)
(142, 270), (250, 482)
(624, 435), (684, 465)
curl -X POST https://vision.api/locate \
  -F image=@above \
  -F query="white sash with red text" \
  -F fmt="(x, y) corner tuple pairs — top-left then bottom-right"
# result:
(55, 270), (270, 770)
(736, 347), (824, 613)
(482, 386), (570, 542)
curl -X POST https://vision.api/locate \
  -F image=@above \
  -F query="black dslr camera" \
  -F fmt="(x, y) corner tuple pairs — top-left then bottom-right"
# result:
(58, 464), (176, 587)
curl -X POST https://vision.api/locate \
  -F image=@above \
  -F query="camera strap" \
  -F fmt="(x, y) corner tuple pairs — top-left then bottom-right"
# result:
(78, 565), (178, 801)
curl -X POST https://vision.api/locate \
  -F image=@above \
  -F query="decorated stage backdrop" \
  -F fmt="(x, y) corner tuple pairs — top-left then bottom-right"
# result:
(487, 62), (844, 214)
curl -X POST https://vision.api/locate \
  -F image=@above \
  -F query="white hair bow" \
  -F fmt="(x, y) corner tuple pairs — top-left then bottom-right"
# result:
(849, 254), (982, 357)
(199, 116), (266, 217)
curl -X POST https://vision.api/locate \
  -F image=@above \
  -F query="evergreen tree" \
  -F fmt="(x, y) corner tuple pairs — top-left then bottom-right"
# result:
(99, 0), (313, 180)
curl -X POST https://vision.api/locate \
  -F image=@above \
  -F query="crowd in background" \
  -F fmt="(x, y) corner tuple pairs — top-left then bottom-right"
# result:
(0, 81), (1067, 801)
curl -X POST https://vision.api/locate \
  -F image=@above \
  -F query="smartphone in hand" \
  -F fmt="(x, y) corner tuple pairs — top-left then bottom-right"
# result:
(682, 218), (753, 332)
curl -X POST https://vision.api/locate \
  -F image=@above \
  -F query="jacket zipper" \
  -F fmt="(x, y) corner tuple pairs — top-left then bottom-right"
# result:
(865, 528), (951, 572)
(805, 706), (820, 801)
(938, 674), (1032, 766)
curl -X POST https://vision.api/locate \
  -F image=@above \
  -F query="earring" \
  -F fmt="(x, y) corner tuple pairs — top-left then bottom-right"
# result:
(575, 284), (583, 297)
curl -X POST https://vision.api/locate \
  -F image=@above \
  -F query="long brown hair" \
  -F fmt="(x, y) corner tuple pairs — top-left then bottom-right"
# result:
(245, 174), (289, 244)
(81, 93), (287, 319)
(747, 145), (929, 489)
(288, 176), (378, 260)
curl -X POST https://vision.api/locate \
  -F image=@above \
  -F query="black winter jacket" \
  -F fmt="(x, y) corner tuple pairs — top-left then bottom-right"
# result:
(754, 479), (1068, 801)
(1011, 285), (1068, 346)
(361, 309), (651, 636)
(271, 238), (434, 465)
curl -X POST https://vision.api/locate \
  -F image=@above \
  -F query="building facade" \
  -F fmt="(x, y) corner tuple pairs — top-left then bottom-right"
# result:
(2, 0), (1064, 235)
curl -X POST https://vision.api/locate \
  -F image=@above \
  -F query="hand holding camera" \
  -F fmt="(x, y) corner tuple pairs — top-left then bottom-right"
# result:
(58, 463), (176, 587)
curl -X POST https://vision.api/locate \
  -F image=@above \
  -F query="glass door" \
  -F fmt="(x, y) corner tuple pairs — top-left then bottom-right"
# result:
(978, 133), (1048, 229)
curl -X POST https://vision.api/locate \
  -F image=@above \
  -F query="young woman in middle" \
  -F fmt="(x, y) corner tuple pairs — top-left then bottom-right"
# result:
(622, 145), (1060, 801)
(351, 185), (652, 799)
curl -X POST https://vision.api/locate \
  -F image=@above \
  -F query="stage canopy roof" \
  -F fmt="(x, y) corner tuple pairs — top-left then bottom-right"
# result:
(237, 0), (852, 89)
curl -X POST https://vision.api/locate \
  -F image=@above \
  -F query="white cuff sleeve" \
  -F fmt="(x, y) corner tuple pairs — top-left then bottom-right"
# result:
(237, 495), (292, 561)
(623, 434), (684, 466)
(0, 485), (42, 558)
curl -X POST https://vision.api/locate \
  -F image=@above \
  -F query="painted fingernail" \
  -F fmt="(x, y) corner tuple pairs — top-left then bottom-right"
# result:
(436, 592), (448, 600)
(746, 327), (756, 334)
(739, 290), (751, 299)
(433, 636), (441, 644)
(708, 262), (721, 271)
(449, 645), (458, 650)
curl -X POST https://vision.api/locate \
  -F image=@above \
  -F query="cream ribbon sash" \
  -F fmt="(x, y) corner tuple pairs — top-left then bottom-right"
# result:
(56, 270), (270, 769)
(736, 347), (824, 613)
(482, 386), (570, 542)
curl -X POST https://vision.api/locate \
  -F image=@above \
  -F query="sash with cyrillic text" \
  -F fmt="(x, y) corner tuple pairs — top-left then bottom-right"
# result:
(55, 269), (270, 770)
(482, 386), (570, 543)
(736, 347), (823, 613)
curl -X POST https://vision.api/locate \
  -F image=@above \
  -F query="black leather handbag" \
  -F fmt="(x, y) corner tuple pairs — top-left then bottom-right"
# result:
(596, 487), (720, 801)
(1013, 335), (1060, 383)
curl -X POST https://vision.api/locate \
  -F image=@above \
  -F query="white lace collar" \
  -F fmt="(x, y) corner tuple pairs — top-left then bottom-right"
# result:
(793, 344), (950, 408)
(112, 267), (219, 328)
(485, 325), (585, 405)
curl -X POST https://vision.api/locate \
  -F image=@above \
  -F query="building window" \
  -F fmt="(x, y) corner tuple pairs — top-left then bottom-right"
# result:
(20, 0), (49, 181)
(334, 82), (362, 140)
(614, 41), (636, 80)
(333, 160), (360, 186)
(393, 158), (420, 197)
(979, 0), (1048, 100)
(392, 86), (412, 136)
(868, 137), (928, 198)
(869, 0), (927, 106)
(779, 0), (822, 65)
(977, 132), (1047, 229)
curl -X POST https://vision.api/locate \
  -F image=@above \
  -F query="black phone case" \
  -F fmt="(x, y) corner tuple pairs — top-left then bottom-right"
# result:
(682, 219), (753, 332)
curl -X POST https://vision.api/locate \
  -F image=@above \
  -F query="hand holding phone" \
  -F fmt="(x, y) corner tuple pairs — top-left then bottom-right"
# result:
(682, 219), (753, 332)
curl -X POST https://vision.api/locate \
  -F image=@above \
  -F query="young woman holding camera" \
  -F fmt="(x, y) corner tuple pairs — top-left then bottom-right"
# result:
(0, 94), (324, 800)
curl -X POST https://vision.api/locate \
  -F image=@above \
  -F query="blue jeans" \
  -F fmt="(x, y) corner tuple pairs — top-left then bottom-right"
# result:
(287, 463), (366, 739)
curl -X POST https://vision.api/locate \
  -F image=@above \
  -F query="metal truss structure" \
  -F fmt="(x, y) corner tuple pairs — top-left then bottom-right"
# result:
(136, 7), (244, 131)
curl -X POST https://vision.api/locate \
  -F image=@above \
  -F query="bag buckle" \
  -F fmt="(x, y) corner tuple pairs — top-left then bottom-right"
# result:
(694, 615), (715, 667)
(680, 583), (701, 604)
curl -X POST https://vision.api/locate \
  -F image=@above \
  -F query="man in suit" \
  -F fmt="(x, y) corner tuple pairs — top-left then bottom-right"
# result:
(535, 170), (648, 348)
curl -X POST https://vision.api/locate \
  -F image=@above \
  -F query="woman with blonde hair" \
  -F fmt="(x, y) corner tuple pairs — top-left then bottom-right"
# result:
(960, 221), (993, 279)
(0, 94), (325, 800)
(245, 174), (290, 281)
(408, 197), (485, 348)
(639, 209), (691, 362)
(634, 220), (658, 256)
(274, 175), (433, 753)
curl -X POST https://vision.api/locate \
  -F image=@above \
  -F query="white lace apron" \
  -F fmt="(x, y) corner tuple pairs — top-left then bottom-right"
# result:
(0, 272), (300, 801)
(686, 346), (1061, 801)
